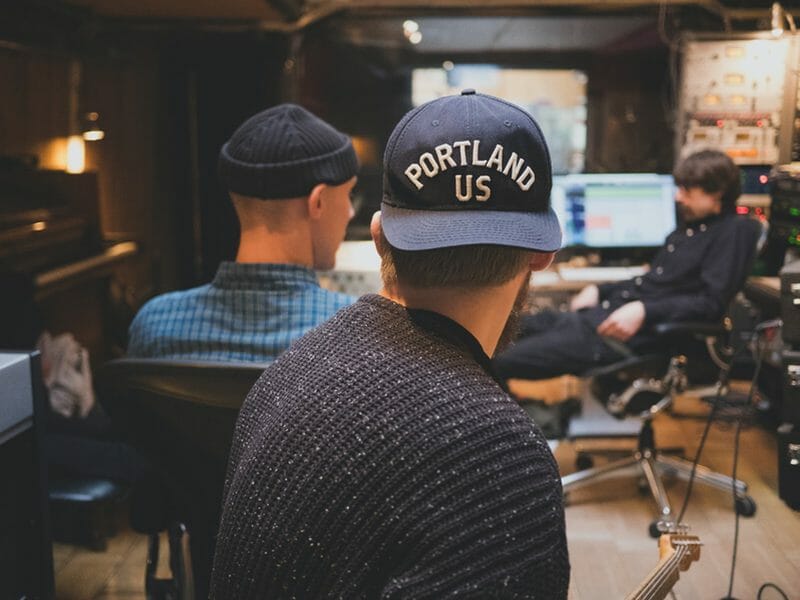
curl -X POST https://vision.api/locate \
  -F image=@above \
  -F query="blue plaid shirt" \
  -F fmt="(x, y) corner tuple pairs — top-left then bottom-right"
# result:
(127, 262), (355, 363)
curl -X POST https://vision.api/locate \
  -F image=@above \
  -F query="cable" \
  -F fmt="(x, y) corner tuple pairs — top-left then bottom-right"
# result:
(714, 324), (779, 600)
(657, 2), (676, 48)
(657, 1), (681, 121)
(725, 411), (743, 598)
(756, 582), (790, 600)
(728, 322), (791, 600)
(676, 365), (724, 524)
(636, 315), (783, 596)
(785, 10), (797, 34)
(674, 320), (770, 561)
(674, 330), (742, 525)
(722, 327), (768, 599)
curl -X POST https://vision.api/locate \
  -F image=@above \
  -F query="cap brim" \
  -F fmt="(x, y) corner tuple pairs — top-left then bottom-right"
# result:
(381, 203), (562, 252)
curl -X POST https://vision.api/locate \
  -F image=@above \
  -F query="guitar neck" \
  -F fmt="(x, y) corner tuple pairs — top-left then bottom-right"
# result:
(624, 548), (685, 600)
(625, 534), (701, 600)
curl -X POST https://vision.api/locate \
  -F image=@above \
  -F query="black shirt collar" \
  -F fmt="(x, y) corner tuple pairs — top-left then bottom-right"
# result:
(406, 307), (508, 392)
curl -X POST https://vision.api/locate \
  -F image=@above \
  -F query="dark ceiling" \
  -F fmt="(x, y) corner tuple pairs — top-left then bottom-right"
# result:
(1, 0), (793, 55)
(55, 0), (792, 28)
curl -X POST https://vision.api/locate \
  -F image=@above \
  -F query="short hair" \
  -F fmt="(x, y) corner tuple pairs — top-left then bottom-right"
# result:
(673, 150), (741, 212)
(378, 228), (532, 289)
(229, 192), (301, 233)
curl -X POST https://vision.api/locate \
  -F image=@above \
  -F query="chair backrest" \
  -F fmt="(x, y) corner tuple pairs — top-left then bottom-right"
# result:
(98, 358), (264, 598)
(100, 358), (264, 472)
(734, 216), (769, 302)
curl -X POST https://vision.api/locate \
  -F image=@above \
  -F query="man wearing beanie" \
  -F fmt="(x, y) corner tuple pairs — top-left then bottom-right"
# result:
(127, 104), (358, 362)
(211, 90), (569, 598)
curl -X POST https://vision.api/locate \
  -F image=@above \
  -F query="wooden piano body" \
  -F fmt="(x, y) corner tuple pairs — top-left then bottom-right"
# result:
(0, 167), (137, 363)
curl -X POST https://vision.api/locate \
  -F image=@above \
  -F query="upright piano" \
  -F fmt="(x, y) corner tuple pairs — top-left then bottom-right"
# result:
(0, 165), (137, 362)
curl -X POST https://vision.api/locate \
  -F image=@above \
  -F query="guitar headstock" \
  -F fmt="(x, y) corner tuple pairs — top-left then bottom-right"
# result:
(658, 533), (702, 571)
(627, 527), (703, 600)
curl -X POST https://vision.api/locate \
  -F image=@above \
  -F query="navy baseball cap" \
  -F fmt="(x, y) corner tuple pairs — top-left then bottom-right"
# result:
(381, 89), (562, 252)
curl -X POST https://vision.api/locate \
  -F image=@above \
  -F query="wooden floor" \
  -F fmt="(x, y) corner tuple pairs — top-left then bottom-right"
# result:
(53, 391), (800, 600)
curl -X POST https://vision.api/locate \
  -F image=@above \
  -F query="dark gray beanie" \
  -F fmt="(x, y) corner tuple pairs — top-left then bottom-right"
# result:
(218, 103), (358, 199)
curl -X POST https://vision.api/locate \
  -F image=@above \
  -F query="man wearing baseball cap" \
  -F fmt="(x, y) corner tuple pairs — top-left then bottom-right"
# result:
(211, 90), (569, 598)
(127, 104), (358, 363)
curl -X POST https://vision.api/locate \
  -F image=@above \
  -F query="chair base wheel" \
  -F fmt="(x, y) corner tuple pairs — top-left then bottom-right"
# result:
(648, 521), (662, 538)
(735, 495), (756, 517)
(575, 453), (594, 470)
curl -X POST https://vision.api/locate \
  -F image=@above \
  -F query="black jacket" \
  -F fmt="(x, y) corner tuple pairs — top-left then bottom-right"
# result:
(593, 213), (760, 327)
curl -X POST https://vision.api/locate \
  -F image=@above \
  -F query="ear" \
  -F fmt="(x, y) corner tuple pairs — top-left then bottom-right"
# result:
(307, 183), (327, 220)
(529, 251), (555, 272)
(370, 211), (386, 256)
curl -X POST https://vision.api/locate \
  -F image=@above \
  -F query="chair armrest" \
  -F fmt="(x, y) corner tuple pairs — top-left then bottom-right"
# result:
(653, 321), (726, 338)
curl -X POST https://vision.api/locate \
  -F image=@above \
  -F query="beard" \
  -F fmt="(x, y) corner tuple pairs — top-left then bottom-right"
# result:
(495, 273), (532, 356)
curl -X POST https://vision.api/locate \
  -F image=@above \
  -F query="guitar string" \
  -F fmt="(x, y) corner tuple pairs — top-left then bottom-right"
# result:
(638, 544), (693, 600)
(653, 549), (688, 599)
(650, 541), (699, 598)
(635, 546), (684, 600)
(644, 548), (689, 600)
(638, 550), (684, 600)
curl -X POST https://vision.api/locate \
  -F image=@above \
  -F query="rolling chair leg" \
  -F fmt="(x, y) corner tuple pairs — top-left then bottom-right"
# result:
(144, 522), (190, 600)
(562, 419), (757, 535)
(639, 451), (675, 527)
(563, 343), (761, 533)
(562, 448), (680, 536)
(656, 454), (748, 496)
(562, 455), (641, 491)
(562, 450), (681, 538)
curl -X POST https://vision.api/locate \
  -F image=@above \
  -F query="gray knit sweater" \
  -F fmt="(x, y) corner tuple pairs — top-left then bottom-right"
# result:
(211, 294), (569, 599)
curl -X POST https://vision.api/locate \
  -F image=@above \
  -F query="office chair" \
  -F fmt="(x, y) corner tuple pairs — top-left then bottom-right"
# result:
(98, 358), (264, 600)
(560, 217), (765, 537)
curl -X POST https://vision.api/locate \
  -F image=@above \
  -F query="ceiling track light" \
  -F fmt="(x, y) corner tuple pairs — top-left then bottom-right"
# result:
(402, 19), (422, 45)
(82, 111), (105, 141)
(402, 20), (418, 35)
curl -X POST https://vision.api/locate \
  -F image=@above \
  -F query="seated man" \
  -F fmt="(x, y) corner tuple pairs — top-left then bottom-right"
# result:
(494, 149), (759, 381)
(128, 104), (358, 362)
(211, 90), (570, 598)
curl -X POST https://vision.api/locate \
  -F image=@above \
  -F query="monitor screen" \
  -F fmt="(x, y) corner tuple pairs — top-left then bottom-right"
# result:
(551, 173), (676, 248)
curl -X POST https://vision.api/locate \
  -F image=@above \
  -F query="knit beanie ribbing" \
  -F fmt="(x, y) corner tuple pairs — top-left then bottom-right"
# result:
(218, 104), (358, 199)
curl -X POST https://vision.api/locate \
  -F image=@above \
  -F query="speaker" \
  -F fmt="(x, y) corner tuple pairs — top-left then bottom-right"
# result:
(778, 423), (800, 511)
(782, 351), (800, 424)
(781, 260), (800, 344)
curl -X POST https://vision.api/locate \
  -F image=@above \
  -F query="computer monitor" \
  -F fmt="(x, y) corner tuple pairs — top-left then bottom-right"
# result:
(551, 173), (677, 249)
